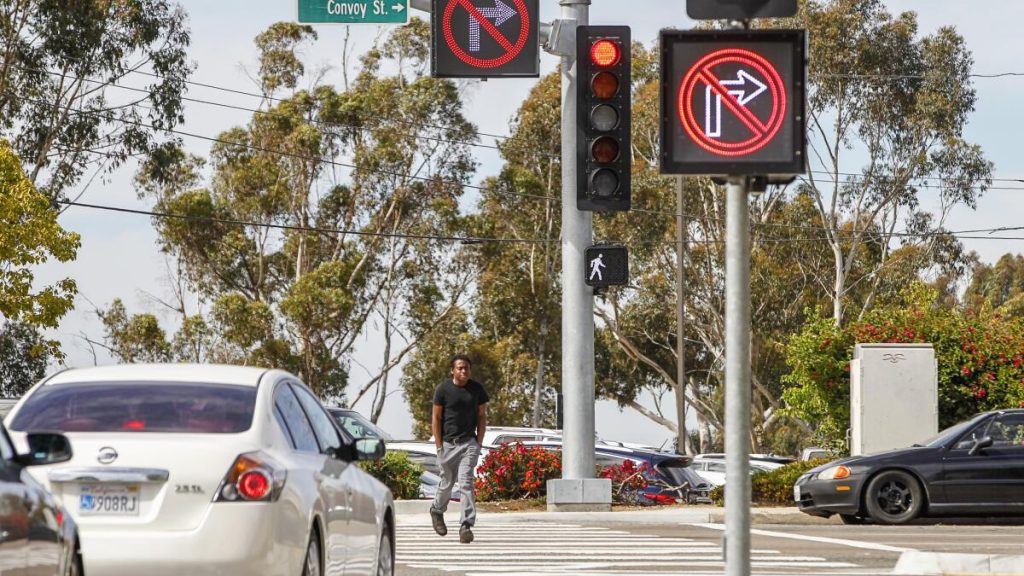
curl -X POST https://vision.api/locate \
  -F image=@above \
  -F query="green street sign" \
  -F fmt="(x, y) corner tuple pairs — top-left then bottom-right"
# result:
(298, 0), (409, 25)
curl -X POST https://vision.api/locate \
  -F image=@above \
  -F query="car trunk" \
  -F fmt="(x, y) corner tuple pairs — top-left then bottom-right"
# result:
(29, 432), (257, 531)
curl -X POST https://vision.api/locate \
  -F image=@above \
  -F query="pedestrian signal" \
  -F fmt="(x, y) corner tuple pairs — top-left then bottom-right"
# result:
(584, 245), (629, 288)
(576, 26), (631, 212)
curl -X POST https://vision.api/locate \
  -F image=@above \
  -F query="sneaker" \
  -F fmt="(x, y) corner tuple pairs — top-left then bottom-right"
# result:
(459, 523), (474, 544)
(429, 508), (447, 536)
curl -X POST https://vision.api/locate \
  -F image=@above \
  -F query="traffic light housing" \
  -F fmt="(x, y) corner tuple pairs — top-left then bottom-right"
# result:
(577, 26), (631, 212)
(686, 0), (797, 19)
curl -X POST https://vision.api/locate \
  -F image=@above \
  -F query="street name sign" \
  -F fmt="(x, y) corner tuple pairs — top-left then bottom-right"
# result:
(659, 29), (806, 176)
(431, 0), (539, 78)
(298, 0), (409, 25)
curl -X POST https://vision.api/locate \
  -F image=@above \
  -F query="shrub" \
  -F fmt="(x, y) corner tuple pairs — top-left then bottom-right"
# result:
(711, 459), (829, 506)
(475, 441), (562, 501)
(359, 450), (422, 500)
(598, 459), (651, 504)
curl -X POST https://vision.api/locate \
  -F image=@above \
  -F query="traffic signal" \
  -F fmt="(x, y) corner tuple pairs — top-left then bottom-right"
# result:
(584, 244), (629, 288)
(686, 0), (797, 19)
(576, 26), (631, 212)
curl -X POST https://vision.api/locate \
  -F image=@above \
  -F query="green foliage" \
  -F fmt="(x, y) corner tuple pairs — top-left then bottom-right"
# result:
(710, 460), (828, 506)
(783, 284), (1024, 451)
(359, 450), (422, 500)
(0, 141), (79, 339)
(474, 442), (562, 501)
(110, 19), (475, 410)
(0, 0), (192, 200)
(0, 321), (53, 396)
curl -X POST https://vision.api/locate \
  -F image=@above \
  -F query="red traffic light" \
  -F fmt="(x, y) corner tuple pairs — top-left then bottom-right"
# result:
(590, 39), (621, 67)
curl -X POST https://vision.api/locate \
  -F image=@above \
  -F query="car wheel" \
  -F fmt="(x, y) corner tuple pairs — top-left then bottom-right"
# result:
(377, 525), (394, 576)
(864, 470), (924, 525)
(839, 513), (867, 525)
(302, 532), (321, 576)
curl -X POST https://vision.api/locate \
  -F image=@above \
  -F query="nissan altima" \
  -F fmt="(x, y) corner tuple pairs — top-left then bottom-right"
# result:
(5, 364), (395, 576)
(794, 408), (1024, 524)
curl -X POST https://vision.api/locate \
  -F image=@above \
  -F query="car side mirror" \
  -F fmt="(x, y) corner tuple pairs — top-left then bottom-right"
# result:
(968, 436), (994, 456)
(19, 432), (73, 466)
(354, 438), (386, 461)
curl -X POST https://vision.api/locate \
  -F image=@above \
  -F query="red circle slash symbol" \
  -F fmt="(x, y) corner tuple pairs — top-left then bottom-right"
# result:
(677, 49), (787, 157)
(443, 0), (530, 68)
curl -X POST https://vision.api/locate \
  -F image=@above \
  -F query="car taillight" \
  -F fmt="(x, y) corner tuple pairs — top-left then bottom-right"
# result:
(214, 451), (286, 503)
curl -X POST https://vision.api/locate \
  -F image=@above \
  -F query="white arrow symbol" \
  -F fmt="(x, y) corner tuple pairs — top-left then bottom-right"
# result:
(468, 0), (518, 53)
(704, 69), (768, 138)
(719, 69), (767, 106)
(392, 2), (405, 11)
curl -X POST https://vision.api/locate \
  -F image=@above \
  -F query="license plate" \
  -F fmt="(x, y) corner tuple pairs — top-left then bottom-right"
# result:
(793, 484), (801, 502)
(79, 484), (140, 516)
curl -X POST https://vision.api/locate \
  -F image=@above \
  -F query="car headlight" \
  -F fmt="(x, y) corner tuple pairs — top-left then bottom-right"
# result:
(817, 465), (851, 480)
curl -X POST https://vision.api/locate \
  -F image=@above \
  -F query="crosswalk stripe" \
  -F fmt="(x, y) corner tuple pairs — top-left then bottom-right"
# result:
(396, 521), (862, 574)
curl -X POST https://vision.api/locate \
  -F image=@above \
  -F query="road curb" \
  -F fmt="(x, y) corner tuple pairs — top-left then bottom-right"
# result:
(893, 551), (1024, 575)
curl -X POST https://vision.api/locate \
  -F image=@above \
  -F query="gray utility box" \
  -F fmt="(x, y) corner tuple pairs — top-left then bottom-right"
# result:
(850, 343), (938, 456)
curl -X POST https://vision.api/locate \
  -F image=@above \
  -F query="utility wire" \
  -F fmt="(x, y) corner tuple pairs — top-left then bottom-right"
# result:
(58, 198), (1024, 248)
(57, 200), (548, 245)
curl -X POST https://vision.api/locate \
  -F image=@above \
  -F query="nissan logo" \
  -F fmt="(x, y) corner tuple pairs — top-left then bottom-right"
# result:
(97, 446), (118, 465)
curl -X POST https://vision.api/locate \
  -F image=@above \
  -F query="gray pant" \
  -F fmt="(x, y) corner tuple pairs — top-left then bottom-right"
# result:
(431, 438), (481, 527)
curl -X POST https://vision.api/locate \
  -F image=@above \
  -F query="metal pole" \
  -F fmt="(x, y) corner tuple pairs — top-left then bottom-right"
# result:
(724, 175), (752, 576)
(675, 176), (688, 455)
(559, 0), (593, 481)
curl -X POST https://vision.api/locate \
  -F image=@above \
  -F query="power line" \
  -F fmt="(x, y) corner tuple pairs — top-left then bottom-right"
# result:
(20, 64), (532, 158)
(59, 198), (1024, 249)
(6, 89), (561, 204)
(58, 200), (550, 245)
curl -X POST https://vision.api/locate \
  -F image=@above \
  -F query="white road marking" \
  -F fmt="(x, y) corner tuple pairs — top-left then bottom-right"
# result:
(397, 520), (865, 574)
(690, 523), (916, 553)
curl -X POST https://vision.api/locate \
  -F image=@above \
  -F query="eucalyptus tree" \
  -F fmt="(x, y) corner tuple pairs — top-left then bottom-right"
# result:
(782, 0), (990, 325)
(107, 19), (476, 409)
(0, 0), (192, 202)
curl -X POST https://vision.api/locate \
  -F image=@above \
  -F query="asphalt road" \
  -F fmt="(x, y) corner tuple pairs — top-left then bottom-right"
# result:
(395, 510), (1024, 575)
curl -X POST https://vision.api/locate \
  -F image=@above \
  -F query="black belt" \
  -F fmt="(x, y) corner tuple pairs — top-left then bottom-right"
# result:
(448, 436), (475, 444)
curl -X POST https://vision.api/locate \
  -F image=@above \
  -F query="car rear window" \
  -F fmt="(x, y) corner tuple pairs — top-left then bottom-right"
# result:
(9, 382), (257, 433)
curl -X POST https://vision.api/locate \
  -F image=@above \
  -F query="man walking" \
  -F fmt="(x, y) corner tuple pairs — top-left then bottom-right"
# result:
(430, 354), (489, 544)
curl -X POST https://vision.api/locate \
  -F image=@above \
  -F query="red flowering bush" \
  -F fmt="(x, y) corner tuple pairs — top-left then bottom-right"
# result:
(598, 459), (655, 504)
(474, 441), (562, 501)
(784, 284), (1024, 453)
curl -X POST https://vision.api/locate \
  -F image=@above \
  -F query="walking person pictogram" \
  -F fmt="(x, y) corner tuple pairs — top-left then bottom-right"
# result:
(589, 253), (606, 282)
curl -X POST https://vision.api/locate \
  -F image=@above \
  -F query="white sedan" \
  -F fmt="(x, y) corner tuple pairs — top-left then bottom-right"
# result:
(4, 364), (394, 576)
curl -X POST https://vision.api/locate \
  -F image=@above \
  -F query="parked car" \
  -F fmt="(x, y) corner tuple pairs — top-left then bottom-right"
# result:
(523, 441), (714, 504)
(0, 398), (17, 419)
(0, 422), (80, 575)
(800, 447), (831, 461)
(382, 441), (461, 501)
(328, 408), (394, 442)
(794, 408), (1024, 525)
(690, 455), (782, 486)
(5, 364), (395, 576)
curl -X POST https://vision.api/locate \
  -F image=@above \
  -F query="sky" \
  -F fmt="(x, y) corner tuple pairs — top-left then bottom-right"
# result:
(29, 0), (1024, 451)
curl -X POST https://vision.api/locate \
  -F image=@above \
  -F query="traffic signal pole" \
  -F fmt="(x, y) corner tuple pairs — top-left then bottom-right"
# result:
(559, 0), (593, 483)
(546, 0), (612, 511)
(724, 175), (752, 576)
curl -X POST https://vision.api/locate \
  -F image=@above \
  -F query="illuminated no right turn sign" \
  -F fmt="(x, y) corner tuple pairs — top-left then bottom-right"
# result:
(660, 29), (806, 177)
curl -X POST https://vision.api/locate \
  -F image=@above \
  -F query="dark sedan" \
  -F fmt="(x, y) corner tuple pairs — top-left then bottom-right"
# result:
(0, 421), (80, 575)
(795, 408), (1024, 524)
(523, 441), (714, 504)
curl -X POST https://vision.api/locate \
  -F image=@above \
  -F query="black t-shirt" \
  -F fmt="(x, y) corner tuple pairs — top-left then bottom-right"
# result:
(433, 379), (489, 442)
